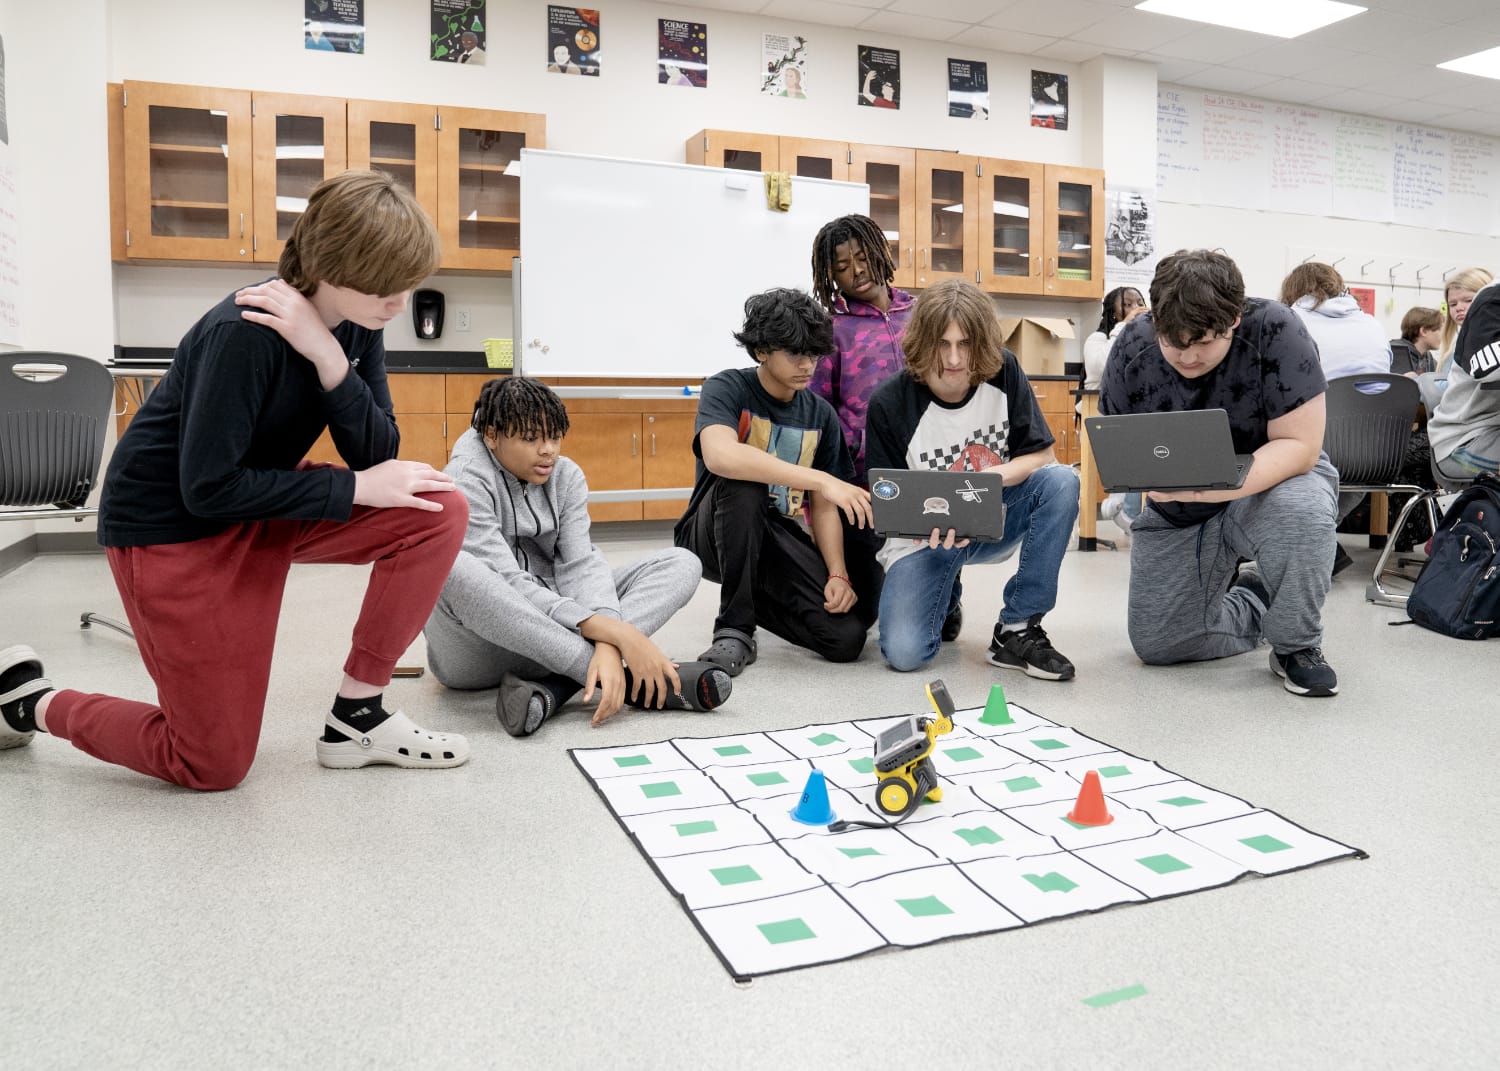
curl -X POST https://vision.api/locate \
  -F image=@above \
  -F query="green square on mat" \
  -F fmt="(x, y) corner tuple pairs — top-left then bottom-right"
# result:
(1098, 764), (1131, 778)
(758, 918), (816, 945)
(1031, 738), (1068, 751)
(943, 746), (983, 762)
(839, 846), (881, 859)
(1024, 871), (1079, 893)
(808, 732), (842, 747)
(613, 754), (651, 768)
(1138, 853), (1192, 875)
(1160, 796), (1205, 808)
(747, 771), (789, 787)
(1240, 834), (1293, 854)
(955, 826), (1003, 846)
(714, 744), (752, 757)
(710, 865), (761, 886)
(640, 781), (682, 799)
(849, 757), (875, 774)
(897, 896), (954, 918)
(673, 820), (717, 837)
(1003, 775), (1042, 792)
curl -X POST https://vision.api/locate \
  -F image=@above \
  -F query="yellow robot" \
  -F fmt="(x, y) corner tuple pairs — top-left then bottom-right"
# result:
(871, 679), (955, 818)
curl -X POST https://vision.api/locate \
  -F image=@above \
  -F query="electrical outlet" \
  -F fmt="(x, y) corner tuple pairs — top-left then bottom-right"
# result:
(454, 308), (471, 332)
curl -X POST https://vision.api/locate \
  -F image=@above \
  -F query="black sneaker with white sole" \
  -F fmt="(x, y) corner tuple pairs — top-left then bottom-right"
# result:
(986, 617), (1075, 681)
(1270, 647), (1338, 696)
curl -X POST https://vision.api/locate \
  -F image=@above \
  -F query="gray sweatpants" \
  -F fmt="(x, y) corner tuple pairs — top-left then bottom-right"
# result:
(424, 548), (702, 689)
(1127, 456), (1339, 664)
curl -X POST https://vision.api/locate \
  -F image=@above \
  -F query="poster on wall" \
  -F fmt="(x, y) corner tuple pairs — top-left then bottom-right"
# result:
(547, 6), (600, 76)
(1103, 183), (1158, 292)
(1031, 70), (1068, 129)
(948, 59), (989, 120)
(431, 1), (487, 64)
(304, 0), (365, 53)
(1348, 286), (1376, 317)
(858, 46), (900, 110)
(761, 34), (807, 99)
(658, 20), (707, 88)
(0, 35), (20, 346)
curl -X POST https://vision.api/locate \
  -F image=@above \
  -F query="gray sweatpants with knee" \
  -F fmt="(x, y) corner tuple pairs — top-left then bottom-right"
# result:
(1127, 456), (1339, 664)
(425, 548), (702, 689)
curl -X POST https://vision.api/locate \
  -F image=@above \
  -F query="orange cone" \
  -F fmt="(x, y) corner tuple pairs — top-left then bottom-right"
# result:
(1067, 770), (1113, 826)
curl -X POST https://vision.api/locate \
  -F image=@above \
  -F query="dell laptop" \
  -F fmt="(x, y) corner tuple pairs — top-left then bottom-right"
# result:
(1084, 409), (1252, 493)
(867, 468), (1006, 542)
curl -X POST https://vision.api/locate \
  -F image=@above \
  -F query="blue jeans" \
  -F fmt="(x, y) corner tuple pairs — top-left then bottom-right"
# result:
(878, 464), (1079, 671)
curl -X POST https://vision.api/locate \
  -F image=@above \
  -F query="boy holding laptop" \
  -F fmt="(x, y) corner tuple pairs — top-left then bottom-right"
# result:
(865, 280), (1079, 678)
(1099, 249), (1340, 697)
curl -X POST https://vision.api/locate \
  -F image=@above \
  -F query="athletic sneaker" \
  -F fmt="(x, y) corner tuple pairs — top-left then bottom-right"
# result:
(1270, 648), (1338, 697)
(987, 617), (1075, 681)
(1229, 560), (1270, 613)
(940, 602), (963, 642)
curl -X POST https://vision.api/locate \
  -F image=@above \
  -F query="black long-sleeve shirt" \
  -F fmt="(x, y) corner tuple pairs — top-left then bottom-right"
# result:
(99, 286), (399, 547)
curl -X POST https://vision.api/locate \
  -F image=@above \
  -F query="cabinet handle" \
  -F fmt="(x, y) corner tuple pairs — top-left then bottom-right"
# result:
(920, 249), (927, 270)
(650, 433), (658, 455)
(907, 248), (912, 268)
(239, 213), (244, 238)
(632, 432), (638, 457)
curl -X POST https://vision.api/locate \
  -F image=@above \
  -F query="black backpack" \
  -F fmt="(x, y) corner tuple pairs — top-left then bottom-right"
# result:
(1406, 474), (1500, 639)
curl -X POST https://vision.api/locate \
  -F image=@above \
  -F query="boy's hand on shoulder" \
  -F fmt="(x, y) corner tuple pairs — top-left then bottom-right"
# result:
(352, 459), (456, 511)
(236, 279), (344, 377)
(585, 641), (627, 725)
(816, 475), (874, 529)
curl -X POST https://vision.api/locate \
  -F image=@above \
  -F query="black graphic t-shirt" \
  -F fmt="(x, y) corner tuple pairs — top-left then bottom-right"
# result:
(1099, 297), (1326, 527)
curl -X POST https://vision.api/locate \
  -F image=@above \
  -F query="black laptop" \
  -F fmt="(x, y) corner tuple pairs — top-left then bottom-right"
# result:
(867, 468), (1006, 542)
(1084, 409), (1252, 493)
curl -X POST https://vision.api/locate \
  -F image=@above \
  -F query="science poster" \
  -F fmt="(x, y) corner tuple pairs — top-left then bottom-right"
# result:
(432, 1), (487, 64)
(761, 34), (807, 99)
(547, 6), (600, 76)
(858, 46), (900, 110)
(1103, 184), (1158, 292)
(304, 0), (365, 54)
(658, 20), (707, 88)
(948, 59), (989, 120)
(1031, 70), (1068, 129)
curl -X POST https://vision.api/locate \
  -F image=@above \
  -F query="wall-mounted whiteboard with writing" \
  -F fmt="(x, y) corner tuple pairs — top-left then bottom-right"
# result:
(1157, 84), (1500, 237)
(517, 150), (868, 378)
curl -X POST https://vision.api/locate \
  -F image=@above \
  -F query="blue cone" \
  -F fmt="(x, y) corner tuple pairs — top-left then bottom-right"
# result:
(789, 769), (837, 825)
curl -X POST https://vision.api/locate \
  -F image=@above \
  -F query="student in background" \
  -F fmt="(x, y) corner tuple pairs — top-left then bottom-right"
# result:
(865, 280), (1079, 679)
(1083, 286), (1148, 535)
(675, 288), (881, 676)
(1279, 262), (1390, 381)
(1430, 280), (1500, 480)
(1390, 306), (1442, 377)
(424, 378), (726, 738)
(0, 170), (472, 782)
(1438, 268), (1493, 370)
(1100, 249), (1340, 698)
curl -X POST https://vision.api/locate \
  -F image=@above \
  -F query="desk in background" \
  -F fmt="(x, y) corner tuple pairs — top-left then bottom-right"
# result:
(1074, 387), (1102, 551)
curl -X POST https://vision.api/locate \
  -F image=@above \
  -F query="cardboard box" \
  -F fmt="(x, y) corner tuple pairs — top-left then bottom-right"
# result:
(998, 317), (1075, 376)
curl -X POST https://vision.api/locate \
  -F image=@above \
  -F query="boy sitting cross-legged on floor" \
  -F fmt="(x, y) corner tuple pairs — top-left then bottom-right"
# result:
(424, 377), (730, 736)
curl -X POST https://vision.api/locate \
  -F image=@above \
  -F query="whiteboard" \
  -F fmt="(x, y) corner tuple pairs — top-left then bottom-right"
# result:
(517, 149), (868, 378)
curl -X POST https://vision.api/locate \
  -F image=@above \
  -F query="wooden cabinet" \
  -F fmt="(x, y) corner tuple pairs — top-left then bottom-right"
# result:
(303, 373), (449, 468)
(1028, 376), (1080, 467)
(850, 145), (916, 290)
(780, 138), (850, 182)
(685, 129), (781, 172)
(113, 83), (543, 271)
(1040, 165), (1105, 298)
(977, 159), (1045, 295)
(914, 150), (979, 288)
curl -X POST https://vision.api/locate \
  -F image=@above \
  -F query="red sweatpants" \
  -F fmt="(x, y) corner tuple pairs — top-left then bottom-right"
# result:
(45, 491), (467, 790)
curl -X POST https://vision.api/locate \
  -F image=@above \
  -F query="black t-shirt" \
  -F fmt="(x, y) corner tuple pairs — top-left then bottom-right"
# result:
(1099, 297), (1326, 526)
(676, 366), (850, 526)
(99, 286), (398, 547)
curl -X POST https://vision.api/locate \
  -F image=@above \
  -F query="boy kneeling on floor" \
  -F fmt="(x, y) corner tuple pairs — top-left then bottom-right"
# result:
(424, 377), (730, 736)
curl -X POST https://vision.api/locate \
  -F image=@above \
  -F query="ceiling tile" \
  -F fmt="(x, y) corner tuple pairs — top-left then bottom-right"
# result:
(1225, 40), (1362, 79)
(756, 0), (875, 25)
(1178, 66), (1279, 95)
(1031, 38), (1107, 63)
(1069, 10), (1196, 52)
(858, 11), (974, 40)
(981, 0), (1118, 39)
(1298, 10), (1439, 61)
(1150, 58), (1209, 84)
(949, 26), (1062, 53)
(1311, 87), (1407, 115)
(1141, 25), (1271, 66)
(1248, 77), (1345, 107)
(885, 0), (1012, 22)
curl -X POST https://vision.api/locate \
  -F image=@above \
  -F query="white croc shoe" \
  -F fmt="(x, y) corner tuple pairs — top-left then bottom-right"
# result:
(316, 709), (470, 770)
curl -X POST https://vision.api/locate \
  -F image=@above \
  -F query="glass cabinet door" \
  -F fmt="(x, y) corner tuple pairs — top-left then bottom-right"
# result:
(914, 151), (976, 288)
(347, 100), (439, 230)
(685, 130), (780, 172)
(977, 159), (1043, 295)
(122, 82), (252, 261)
(781, 138), (849, 182)
(436, 108), (545, 270)
(1044, 165), (1104, 298)
(251, 93), (348, 264)
(850, 145), (915, 289)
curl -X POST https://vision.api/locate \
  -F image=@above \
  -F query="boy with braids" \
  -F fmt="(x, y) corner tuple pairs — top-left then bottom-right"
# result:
(675, 288), (881, 675)
(425, 377), (727, 737)
(1, 170), (471, 785)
